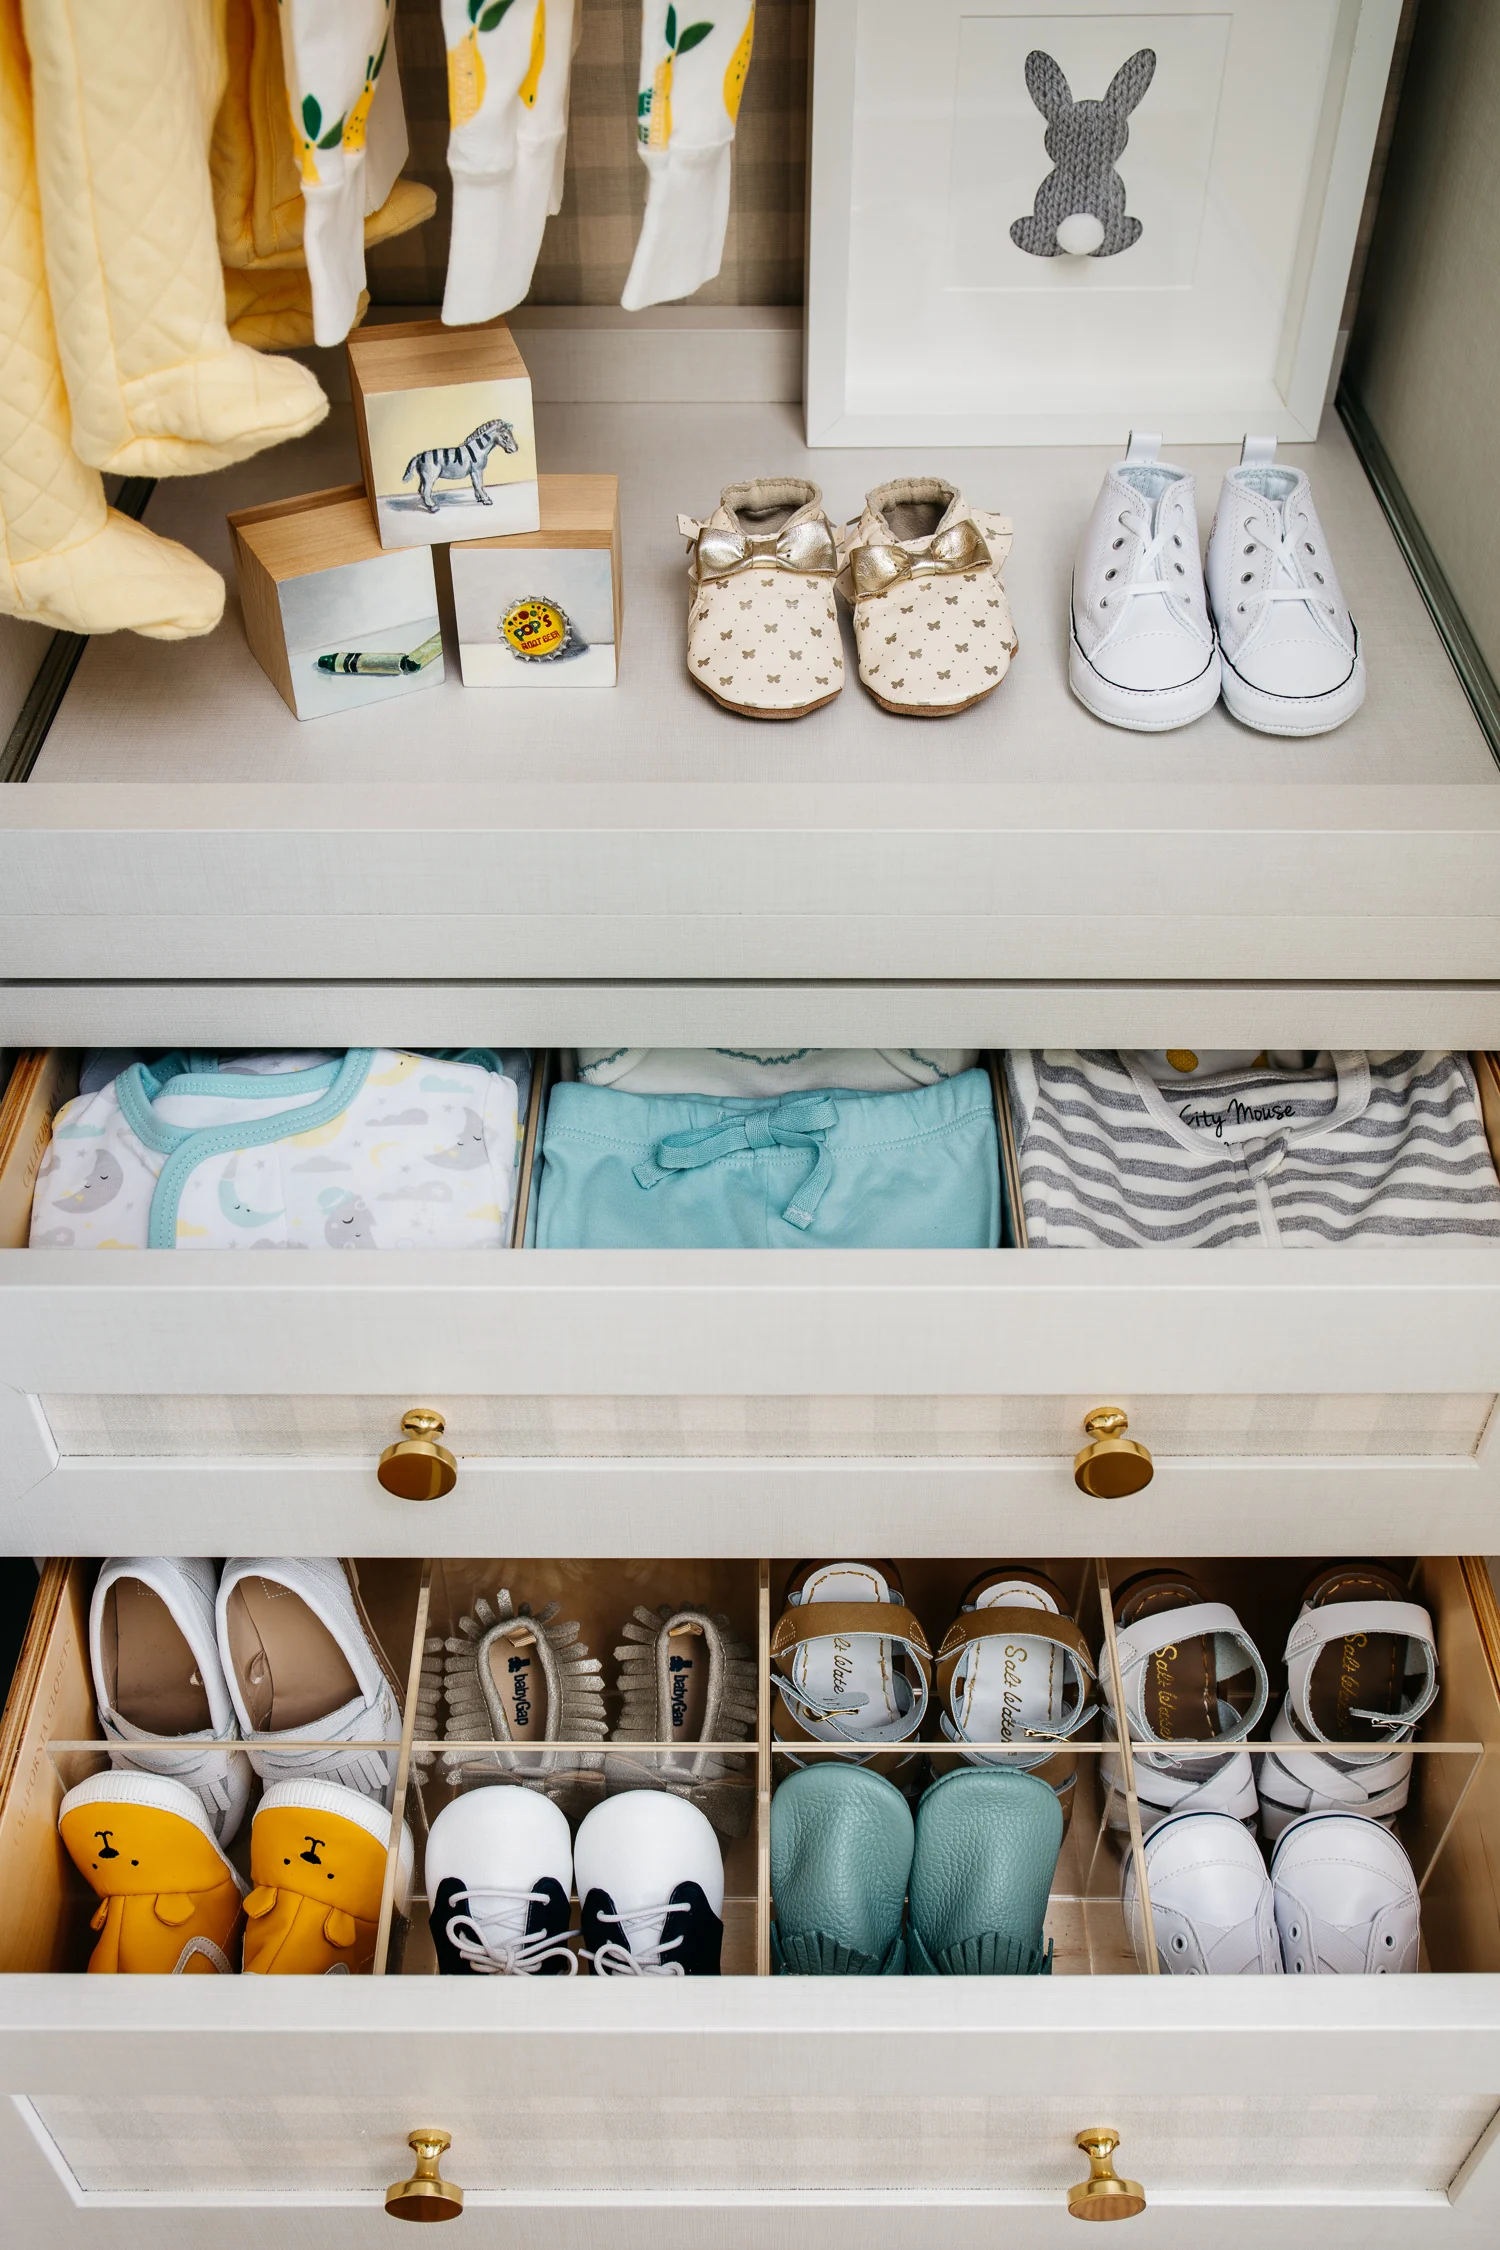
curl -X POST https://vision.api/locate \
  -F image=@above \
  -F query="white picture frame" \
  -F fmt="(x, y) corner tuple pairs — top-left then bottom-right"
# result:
(805, 0), (1404, 446)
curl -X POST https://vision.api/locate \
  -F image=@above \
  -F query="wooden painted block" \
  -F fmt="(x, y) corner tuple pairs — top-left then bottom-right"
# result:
(448, 475), (622, 687)
(228, 484), (445, 721)
(347, 314), (540, 549)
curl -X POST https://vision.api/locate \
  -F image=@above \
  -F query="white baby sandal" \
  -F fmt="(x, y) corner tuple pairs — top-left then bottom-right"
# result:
(1206, 436), (1368, 735)
(680, 478), (842, 719)
(839, 478), (1017, 717)
(1069, 431), (1220, 731)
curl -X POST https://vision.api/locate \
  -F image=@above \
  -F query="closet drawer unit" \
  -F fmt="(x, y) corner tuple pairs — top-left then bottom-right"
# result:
(5, 1552), (1500, 2245)
(6, 1050), (1500, 1554)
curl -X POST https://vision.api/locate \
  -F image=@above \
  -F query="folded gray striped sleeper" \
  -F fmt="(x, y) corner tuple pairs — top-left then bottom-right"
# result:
(1003, 1050), (1500, 1248)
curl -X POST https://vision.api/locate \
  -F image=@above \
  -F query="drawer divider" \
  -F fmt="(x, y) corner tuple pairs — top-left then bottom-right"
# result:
(375, 1559), (432, 1975)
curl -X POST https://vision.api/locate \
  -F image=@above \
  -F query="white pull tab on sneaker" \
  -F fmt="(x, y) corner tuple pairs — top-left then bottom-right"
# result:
(1207, 437), (1367, 735)
(1069, 436), (1221, 731)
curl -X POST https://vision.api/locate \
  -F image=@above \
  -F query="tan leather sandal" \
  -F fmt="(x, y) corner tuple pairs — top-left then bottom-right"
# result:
(770, 1561), (932, 1779)
(928, 1567), (1097, 1826)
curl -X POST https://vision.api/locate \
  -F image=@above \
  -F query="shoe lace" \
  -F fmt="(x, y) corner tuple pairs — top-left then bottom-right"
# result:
(583, 1898), (688, 1976)
(1234, 511), (1337, 622)
(444, 1886), (578, 1975)
(1111, 509), (1194, 611)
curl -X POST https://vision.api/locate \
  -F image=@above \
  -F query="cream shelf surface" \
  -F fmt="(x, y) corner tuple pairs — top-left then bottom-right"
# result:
(3, 405), (1496, 1034)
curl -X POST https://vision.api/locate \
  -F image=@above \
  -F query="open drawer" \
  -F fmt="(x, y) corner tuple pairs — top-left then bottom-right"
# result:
(4, 1551), (1500, 2243)
(4, 1049), (1500, 1556)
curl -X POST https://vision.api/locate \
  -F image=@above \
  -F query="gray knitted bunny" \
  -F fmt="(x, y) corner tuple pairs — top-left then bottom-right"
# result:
(1010, 47), (1156, 258)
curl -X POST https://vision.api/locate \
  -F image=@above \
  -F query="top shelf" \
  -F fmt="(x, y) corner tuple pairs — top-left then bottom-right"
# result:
(3, 396), (1498, 1011)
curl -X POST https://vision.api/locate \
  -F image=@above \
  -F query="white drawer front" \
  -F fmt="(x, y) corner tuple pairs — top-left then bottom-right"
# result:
(6, 1250), (1500, 1552)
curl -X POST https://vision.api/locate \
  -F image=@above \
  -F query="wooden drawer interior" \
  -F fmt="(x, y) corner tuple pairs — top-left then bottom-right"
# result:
(3, 1552), (1499, 1981)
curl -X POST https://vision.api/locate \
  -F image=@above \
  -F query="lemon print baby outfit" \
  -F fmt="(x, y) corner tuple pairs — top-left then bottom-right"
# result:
(624, 0), (756, 310)
(59, 1772), (248, 1974)
(440, 0), (578, 323)
(32, 1048), (524, 1251)
(243, 1780), (413, 1974)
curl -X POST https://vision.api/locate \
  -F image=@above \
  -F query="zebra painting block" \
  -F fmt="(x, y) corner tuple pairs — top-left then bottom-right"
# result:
(228, 485), (445, 720)
(450, 475), (622, 689)
(348, 314), (540, 551)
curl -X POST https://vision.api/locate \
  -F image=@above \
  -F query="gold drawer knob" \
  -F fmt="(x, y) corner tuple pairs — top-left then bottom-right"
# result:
(386, 2129), (463, 2222)
(1068, 2128), (1145, 2221)
(1073, 1407), (1153, 1498)
(378, 1409), (458, 1502)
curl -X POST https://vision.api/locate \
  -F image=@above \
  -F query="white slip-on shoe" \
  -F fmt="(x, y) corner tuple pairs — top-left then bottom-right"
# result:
(217, 1558), (403, 1804)
(1123, 1809), (1282, 1974)
(90, 1557), (251, 1846)
(1100, 1569), (1269, 1834)
(1257, 1562), (1438, 1844)
(425, 1785), (577, 1977)
(575, 1790), (725, 1976)
(1271, 1812), (1420, 1974)
(1207, 436), (1367, 735)
(1068, 431), (1220, 731)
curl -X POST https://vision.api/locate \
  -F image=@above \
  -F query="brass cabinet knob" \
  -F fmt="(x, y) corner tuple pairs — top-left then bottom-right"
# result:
(386, 2129), (464, 2222)
(1068, 2128), (1145, 2221)
(1073, 1407), (1154, 1498)
(377, 1409), (458, 1502)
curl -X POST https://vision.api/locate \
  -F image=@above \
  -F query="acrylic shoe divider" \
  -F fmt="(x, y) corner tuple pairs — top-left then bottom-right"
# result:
(3, 1553), (1499, 1978)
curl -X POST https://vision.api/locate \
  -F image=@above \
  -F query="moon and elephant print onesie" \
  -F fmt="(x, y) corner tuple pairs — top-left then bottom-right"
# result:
(30, 1050), (530, 1251)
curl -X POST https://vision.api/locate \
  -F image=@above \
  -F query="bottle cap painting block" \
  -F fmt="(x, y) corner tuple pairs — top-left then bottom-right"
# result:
(347, 314), (541, 550)
(228, 484), (444, 721)
(449, 474), (622, 687)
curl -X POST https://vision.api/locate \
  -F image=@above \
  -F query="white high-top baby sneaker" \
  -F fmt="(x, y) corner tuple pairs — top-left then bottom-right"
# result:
(1206, 437), (1366, 735)
(1069, 432), (1220, 731)
(680, 479), (842, 719)
(1271, 1813), (1419, 1975)
(839, 479), (1016, 717)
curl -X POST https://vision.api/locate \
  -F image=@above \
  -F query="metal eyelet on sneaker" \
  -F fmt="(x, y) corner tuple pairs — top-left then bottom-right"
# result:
(1241, 572), (1253, 583)
(1105, 568), (1116, 580)
(1112, 537), (1124, 549)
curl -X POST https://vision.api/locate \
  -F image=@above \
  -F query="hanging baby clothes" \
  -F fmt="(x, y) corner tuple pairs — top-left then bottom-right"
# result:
(18, 0), (327, 477)
(440, 0), (579, 325)
(0, 0), (223, 636)
(214, 0), (436, 349)
(275, 0), (418, 347)
(622, 0), (756, 312)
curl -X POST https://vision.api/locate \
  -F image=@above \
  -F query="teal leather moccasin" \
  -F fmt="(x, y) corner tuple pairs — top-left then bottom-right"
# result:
(770, 1764), (914, 1974)
(908, 1767), (1063, 1975)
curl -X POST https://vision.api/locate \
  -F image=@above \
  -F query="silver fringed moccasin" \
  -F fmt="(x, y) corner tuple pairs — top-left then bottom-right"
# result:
(608, 1603), (758, 1838)
(416, 1588), (608, 1824)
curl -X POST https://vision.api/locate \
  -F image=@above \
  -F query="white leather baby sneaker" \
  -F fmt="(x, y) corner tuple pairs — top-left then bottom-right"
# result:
(839, 478), (1017, 717)
(1271, 1813), (1420, 1974)
(1123, 1809), (1282, 1974)
(1069, 432), (1220, 731)
(1206, 437), (1367, 735)
(681, 479), (842, 719)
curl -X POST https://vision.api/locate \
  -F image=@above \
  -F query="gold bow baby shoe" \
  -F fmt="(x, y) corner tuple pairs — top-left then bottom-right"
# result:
(681, 478), (845, 720)
(838, 478), (1018, 717)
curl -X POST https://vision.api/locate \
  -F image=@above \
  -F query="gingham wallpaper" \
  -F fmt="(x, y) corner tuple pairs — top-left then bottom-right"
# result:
(367, 0), (809, 308)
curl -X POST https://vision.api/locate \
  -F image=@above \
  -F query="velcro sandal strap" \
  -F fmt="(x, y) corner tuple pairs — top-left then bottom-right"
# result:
(1283, 1599), (1438, 1740)
(1110, 1601), (1269, 1746)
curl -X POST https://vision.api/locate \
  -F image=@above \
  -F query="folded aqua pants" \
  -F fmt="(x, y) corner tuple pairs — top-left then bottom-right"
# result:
(534, 1070), (1001, 1249)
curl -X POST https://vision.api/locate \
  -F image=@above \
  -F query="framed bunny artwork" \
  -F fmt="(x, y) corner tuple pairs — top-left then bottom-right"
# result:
(806, 0), (1404, 445)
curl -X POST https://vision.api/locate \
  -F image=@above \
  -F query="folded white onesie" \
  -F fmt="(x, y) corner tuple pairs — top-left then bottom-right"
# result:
(1005, 1049), (1500, 1248)
(32, 1049), (525, 1251)
(575, 1047), (980, 1095)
